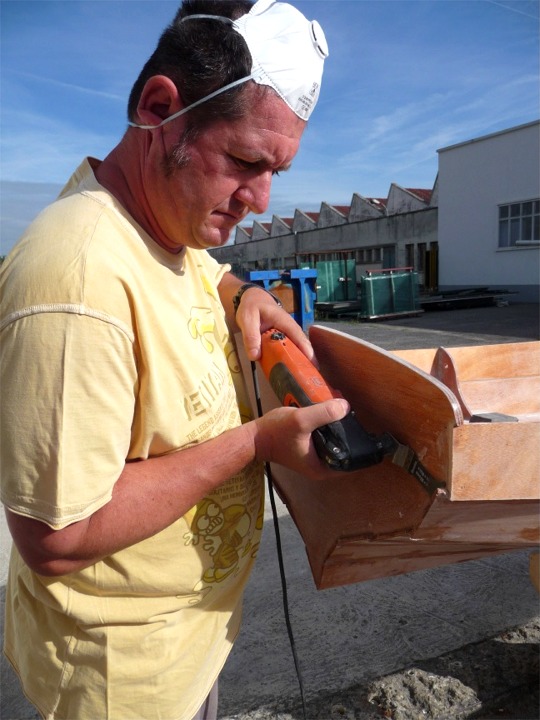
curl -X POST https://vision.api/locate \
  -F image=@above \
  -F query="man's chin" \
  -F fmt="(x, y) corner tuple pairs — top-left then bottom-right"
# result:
(196, 222), (234, 249)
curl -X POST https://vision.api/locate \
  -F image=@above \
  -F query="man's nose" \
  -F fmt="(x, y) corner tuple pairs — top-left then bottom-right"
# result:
(234, 171), (273, 214)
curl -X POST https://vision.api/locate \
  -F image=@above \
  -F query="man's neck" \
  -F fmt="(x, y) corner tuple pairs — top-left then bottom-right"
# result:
(95, 140), (183, 255)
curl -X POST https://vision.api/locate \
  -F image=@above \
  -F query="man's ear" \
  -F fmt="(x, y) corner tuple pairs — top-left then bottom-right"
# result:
(135, 75), (183, 127)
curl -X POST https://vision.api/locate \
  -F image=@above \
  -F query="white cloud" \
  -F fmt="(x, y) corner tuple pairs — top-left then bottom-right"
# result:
(10, 70), (126, 102)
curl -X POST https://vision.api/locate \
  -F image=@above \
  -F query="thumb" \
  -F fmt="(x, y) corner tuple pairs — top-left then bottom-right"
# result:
(301, 398), (350, 432)
(321, 397), (350, 424)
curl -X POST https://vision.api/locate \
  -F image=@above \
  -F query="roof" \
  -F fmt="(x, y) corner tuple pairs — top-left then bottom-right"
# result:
(437, 119), (540, 153)
(407, 188), (432, 203)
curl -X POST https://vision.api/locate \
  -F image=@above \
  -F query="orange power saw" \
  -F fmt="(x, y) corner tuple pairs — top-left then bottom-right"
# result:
(258, 329), (445, 495)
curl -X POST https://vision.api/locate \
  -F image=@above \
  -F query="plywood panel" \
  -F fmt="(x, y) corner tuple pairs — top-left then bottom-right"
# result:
(444, 341), (540, 381)
(451, 423), (540, 500)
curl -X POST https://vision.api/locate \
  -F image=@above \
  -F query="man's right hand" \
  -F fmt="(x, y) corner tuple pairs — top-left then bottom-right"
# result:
(251, 398), (350, 479)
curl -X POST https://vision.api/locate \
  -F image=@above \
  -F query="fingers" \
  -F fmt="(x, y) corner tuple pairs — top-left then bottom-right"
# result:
(241, 315), (264, 361)
(234, 285), (319, 363)
(253, 399), (350, 479)
(240, 308), (317, 364)
(297, 398), (350, 431)
(280, 320), (318, 367)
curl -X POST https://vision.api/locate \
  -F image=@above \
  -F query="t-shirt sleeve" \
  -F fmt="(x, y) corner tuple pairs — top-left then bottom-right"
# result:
(0, 310), (137, 530)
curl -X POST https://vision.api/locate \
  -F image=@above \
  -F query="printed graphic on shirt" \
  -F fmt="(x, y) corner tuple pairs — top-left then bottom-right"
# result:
(187, 266), (221, 352)
(181, 267), (263, 597)
(188, 306), (220, 353)
(186, 499), (250, 583)
(183, 275), (249, 442)
(183, 461), (264, 594)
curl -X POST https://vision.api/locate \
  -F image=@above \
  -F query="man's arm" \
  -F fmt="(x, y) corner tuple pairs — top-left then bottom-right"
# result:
(6, 396), (348, 577)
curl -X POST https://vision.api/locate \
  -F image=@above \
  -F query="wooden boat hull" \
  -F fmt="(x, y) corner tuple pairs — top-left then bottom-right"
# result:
(239, 328), (540, 589)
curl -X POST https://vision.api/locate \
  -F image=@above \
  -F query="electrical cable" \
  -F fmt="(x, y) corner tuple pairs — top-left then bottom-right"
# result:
(250, 361), (308, 720)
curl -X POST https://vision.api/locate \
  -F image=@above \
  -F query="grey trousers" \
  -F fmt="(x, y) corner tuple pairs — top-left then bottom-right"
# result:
(191, 680), (218, 720)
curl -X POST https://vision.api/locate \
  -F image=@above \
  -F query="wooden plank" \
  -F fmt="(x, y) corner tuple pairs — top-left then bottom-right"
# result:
(317, 496), (539, 588)
(264, 326), (463, 586)
(396, 341), (540, 381)
(391, 347), (438, 375)
(272, 463), (439, 589)
(319, 540), (524, 588)
(309, 326), (463, 483)
(457, 377), (540, 417)
(451, 422), (540, 500)
(394, 342), (540, 419)
(414, 494), (540, 544)
(444, 341), (540, 381)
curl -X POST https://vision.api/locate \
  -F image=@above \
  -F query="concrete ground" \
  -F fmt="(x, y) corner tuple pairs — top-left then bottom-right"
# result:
(1, 302), (539, 719)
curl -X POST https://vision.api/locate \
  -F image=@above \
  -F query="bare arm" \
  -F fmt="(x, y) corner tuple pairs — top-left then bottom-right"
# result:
(7, 397), (348, 577)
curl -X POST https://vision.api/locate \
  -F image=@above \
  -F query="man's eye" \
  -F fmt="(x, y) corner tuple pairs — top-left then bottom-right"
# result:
(233, 157), (256, 170)
(232, 156), (281, 176)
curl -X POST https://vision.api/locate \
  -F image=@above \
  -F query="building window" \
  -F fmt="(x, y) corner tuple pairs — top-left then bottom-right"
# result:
(499, 200), (540, 248)
(405, 244), (415, 269)
(417, 243), (426, 274)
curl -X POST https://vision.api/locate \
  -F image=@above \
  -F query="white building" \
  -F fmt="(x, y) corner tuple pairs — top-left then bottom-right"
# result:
(437, 121), (539, 302)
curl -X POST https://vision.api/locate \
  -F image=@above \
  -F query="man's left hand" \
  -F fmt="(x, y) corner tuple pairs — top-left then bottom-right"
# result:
(235, 284), (315, 362)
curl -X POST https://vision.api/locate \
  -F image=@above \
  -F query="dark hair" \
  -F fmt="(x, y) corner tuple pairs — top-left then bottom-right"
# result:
(127, 0), (256, 127)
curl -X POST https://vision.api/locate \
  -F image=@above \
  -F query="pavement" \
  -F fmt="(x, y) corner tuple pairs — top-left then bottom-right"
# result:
(1, 301), (539, 719)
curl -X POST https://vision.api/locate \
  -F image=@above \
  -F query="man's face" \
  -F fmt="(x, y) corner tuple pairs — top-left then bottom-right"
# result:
(146, 86), (306, 252)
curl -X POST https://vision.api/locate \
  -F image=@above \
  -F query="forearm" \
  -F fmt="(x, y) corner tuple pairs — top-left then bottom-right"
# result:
(217, 271), (243, 328)
(7, 420), (259, 577)
(8, 364), (349, 577)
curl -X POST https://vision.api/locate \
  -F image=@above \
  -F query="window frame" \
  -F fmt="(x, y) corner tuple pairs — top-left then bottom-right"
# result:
(498, 199), (540, 249)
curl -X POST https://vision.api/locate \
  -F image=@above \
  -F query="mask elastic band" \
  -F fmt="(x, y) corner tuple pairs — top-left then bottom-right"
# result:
(128, 73), (257, 130)
(181, 14), (233, 24)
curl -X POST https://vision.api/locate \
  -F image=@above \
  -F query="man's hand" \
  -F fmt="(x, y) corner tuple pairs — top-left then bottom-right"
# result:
(218, 273), (315, 363)
(236, 285), (315, 362)
(251, 398), (350, 479)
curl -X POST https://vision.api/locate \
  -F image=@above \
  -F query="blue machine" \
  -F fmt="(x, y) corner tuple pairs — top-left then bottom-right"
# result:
(246, 269), (318, 330)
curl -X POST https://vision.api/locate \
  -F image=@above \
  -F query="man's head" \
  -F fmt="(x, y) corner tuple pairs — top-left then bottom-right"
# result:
(118, 1), (328, 252)
(127, 0), (328, 131)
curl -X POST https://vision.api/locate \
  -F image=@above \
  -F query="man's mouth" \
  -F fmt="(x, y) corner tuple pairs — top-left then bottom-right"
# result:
(213, 208), (247, 226)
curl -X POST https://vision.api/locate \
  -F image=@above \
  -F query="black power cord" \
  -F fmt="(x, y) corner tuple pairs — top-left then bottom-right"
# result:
(250, 362), (308, 720)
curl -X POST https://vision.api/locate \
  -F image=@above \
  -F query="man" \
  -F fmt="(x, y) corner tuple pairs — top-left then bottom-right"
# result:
(0, 1), (346, 718)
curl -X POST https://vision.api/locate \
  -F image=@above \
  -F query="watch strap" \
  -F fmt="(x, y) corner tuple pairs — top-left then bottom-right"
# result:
(232, 283), (283, 314)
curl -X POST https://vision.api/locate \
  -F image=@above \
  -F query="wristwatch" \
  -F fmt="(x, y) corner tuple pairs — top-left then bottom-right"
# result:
(232, 283), (283, 315)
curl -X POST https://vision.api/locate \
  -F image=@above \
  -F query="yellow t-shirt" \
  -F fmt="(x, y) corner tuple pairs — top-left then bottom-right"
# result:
(0, 158), (264, 719)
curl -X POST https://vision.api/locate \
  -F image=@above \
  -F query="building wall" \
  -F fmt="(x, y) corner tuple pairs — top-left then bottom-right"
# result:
(294, 209), (437, 265)
(210, 206), (437, 287)
(437, 121), (540, 302)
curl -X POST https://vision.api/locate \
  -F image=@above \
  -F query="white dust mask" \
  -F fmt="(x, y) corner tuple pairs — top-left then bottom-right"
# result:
(129, 0), (328, 129)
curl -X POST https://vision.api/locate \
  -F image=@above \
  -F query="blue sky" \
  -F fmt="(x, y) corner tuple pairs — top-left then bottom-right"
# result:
(1, 0), (539, 255)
